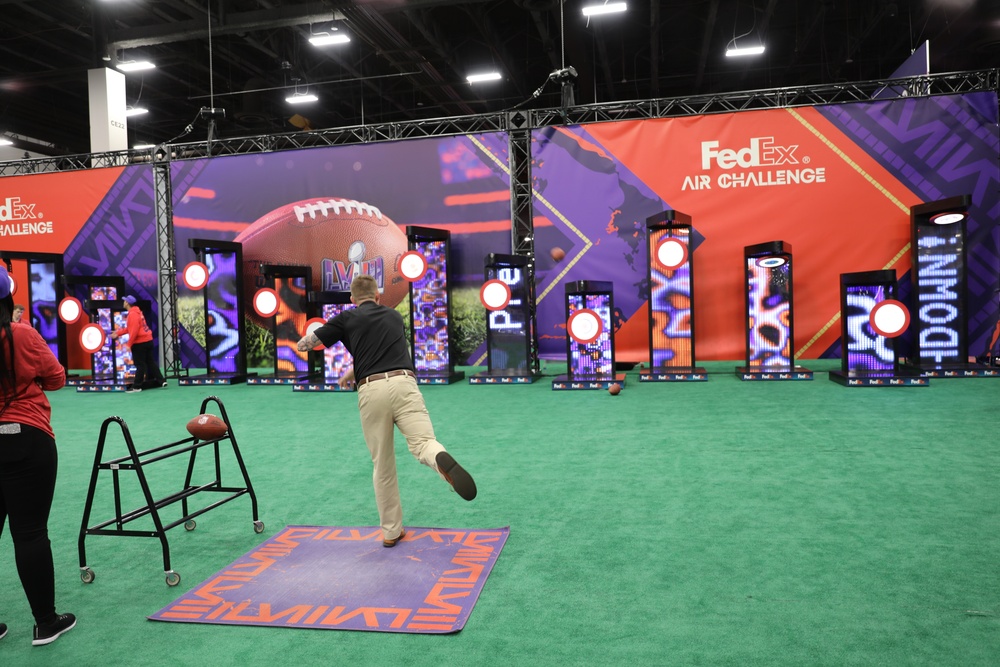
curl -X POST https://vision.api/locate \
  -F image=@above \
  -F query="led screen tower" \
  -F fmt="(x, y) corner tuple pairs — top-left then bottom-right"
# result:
(402, 226), (464, 385)
(908, 195), (994, 377)
(180, 239), (250, 385)
(552, 281), (625, 390)
(247, 264), (312, 385)
(640, 210), (706, 382)
(470, 253), (538, 384)
(829, 270), (927, 386)
(293, 290), (355, 393)
(737, 241), (812, 380)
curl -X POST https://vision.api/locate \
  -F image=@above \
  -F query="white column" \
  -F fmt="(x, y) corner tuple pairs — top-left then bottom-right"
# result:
(88, 67), (128, 152)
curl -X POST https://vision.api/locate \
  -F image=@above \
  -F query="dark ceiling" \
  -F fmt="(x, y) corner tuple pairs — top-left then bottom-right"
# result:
(1, 0), (998, 156)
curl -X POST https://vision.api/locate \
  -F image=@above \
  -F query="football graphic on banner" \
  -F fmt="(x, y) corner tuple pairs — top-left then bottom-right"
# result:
(234, 197), (409, 324)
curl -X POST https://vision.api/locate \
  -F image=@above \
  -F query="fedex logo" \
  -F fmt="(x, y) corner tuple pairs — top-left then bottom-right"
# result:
(701, 137), (799, 170)
(0, 197), (39, 222)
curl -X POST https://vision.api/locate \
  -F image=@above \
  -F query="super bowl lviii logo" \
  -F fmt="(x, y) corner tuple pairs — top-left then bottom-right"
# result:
(682, 136), (826, 191)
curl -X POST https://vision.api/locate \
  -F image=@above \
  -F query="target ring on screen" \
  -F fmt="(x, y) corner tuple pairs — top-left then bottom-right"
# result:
(253, 288), (280, 318)
(182, 261), (209, 290)
(568, 309), (603, 345)
(59, 297), (84, 324)
(304, 317), (327, 350)
(480, 280), (512, 311)
(656, 238), (688, 270)
(869, 299), (910, 338)
(79, 324), (107, 354)
(398, 251), (428, 282)
(756, 256), (787, 268)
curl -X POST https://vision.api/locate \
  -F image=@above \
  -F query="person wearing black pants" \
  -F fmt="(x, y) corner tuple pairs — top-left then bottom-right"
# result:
(0, 265), (75, 646)
(111, 295), (166, 392)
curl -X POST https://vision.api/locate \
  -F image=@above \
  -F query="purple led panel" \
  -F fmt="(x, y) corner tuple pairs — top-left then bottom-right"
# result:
(568, 293), (614, 378)
(411, 240), (450, 373)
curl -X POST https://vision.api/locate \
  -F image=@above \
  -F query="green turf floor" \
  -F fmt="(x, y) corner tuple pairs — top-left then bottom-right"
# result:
(1, 361), (998, 665)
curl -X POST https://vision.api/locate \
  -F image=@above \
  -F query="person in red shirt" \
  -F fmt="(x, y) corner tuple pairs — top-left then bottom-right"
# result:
(110, 295), (167, 393)
(0, 266), (76, 646)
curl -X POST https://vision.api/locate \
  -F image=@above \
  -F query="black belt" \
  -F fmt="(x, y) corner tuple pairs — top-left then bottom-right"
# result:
(357, 369), (415, 386)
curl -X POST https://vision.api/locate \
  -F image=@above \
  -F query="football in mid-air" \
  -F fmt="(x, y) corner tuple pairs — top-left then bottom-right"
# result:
(186, 414), (229, 440)
(234, 197), (409, 326)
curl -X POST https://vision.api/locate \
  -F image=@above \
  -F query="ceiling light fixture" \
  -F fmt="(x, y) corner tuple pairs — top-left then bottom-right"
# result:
(582, 2), (627, 16)
(133, 143), (156, 149)
(0, 138), (13, 147)
(117, 60), (156, 72)
(286, 92), (318, 104)
(125, 106), (149, 117)
(725, 44), (766, 57)
(309, 33), (351, 46)
(466, 72), (502, 84)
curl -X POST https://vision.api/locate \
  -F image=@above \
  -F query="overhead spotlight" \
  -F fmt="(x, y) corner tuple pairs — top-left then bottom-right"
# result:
(309, 33), (351, 46)
(725, 44), (766, 57)
(116, 60), (156, 72)
(286, 92), (319, 104)
(582, 2), (627, 16)
(0, 137), (12, 147)
(133, 143), (156, 149)
(125, 106), (149, 117)
(467, 72), (502, 84)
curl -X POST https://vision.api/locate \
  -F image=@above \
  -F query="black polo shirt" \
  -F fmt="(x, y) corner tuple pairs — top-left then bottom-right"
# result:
(313, 300), (413, 381)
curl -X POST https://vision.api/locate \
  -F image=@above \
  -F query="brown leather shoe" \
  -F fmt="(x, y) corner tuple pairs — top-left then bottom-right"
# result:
(435, 452), (477, 501)
(383, 528), (406, 548)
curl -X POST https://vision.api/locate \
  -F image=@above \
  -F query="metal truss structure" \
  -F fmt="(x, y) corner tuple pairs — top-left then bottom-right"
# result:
(1, 69), (996, 374)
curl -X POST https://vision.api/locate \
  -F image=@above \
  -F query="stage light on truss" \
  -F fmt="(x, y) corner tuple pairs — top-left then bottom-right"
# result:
(252, 288), (280, 318)
(124, 106), (148, 117)
(0, 137), (13, 147)
(930, 212), (966, 225)
(79, 324), (107, 354)
(582, 2), (627, 17)
(480, 279), (512, 311)
(182, 261), (209, 290)
(869, 299), (910, 338)
(466, 72), (502, 84)
(399, 250), (429, 282)
(58, 297), (84, 324)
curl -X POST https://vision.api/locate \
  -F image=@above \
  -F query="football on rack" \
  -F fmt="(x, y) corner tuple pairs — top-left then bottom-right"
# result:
(186, 414), (229, 440)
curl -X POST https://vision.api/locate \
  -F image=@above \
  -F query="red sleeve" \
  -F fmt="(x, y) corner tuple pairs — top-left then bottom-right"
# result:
(22, 326), (65, 390)
(126, 307), (142, 342)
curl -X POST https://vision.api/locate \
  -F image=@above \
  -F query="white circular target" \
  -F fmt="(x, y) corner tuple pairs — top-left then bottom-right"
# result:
(253, 288), (280, 318)
(304, 317), (327, 350)
(567, 309), (604, 345)
(656, 238), (688, 270)
(756, 256), (787, 268)
(398, 251), (428, 282)
(869, 299), (910, 338)
(182, 261), (209, 290)
(930, 212), (964, 225)
(6, 274), (17, 297)
(59, 297), (83, 324)
(79, 324), (107, 353)
(480, 280), (512, 311)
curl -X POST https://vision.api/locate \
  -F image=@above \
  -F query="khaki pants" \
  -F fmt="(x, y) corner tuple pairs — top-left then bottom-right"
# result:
(357, 374), (445, 540)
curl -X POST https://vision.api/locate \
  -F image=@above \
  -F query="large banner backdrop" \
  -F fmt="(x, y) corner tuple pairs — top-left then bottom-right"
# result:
(170, 134), (511, 368)
(530, 92), (999, 361)
(0, 165), (159, 368)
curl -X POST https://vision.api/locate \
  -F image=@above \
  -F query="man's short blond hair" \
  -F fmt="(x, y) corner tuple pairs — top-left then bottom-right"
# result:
(351, 275), (379, 301)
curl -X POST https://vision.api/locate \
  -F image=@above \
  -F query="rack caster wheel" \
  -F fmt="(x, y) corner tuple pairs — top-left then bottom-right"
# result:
(253, 520), (265, 534)
(165, 571), (181, 587)
(81, 567), (95, 584)
(184, 520), (197, 531)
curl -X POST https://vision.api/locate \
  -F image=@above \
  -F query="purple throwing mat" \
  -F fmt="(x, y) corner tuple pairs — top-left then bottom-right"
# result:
(149, 525), (509, 633)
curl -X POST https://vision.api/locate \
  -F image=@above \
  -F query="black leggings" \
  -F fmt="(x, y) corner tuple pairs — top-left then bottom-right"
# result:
(0, 423), (58, 625)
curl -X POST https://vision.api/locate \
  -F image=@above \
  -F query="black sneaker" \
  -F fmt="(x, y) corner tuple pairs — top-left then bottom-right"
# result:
(125, 387), (142, 393)
(32, 613), (76, 646)
(435, 451), (477, 501)
(0, 622), (7, 640)
(161, 381), (169, 388)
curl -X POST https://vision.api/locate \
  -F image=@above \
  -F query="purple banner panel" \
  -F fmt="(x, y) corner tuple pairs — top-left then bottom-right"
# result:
(149, 525), (509, 634)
